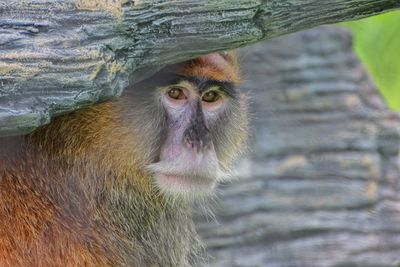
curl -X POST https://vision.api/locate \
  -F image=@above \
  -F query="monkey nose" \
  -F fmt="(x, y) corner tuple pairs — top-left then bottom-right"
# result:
(184, 138), (202, 153)
(183, 134), (212, 154)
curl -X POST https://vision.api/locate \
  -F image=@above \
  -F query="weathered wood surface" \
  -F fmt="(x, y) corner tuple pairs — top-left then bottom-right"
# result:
(1, 1), (400, 136)
(195, 26), (400, 267)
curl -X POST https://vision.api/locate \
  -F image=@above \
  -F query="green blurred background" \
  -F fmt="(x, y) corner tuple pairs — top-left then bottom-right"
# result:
(344, 10), (400, 111)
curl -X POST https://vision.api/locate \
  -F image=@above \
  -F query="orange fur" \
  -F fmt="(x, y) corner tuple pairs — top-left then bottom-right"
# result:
(0, 102), (148, 266)
(173, 52), (240, 85)
(0, 149), (114, 266)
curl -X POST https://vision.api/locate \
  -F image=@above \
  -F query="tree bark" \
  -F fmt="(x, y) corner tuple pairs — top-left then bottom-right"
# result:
(195, 26), (400, 267)
(1, 0), (399, 136)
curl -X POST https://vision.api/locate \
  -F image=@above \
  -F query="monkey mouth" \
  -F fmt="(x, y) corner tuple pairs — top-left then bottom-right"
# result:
(147, 139), (222, 196)
(147, 160), (221, 196)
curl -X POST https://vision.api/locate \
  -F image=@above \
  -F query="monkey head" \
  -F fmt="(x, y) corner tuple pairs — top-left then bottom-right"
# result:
(123, 52), (248, 198)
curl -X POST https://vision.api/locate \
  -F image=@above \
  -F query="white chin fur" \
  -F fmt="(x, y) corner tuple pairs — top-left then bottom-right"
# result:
(154, 172), (217, 196)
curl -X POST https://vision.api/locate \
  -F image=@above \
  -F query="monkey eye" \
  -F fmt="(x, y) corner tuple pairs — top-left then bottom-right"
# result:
(202, 91), (220, 103)
(167, 88), (186, 100)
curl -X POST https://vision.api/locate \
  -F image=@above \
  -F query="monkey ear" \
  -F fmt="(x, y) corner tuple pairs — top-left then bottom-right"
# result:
(129, 65), (166, 85)
(218, 51), (238, 66)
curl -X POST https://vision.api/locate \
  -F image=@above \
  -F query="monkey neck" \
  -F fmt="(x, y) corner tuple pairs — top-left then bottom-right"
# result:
(7, 101), (203, 266)
(99, 186), (203, 266)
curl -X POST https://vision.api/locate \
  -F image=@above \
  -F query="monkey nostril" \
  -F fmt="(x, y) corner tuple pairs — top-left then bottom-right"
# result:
(183, 136), (213, 154)
(184, 136), (194, 148)
(183, 126), (213, 153)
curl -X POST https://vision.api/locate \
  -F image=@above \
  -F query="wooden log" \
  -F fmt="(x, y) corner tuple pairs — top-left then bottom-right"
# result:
(1, 0), (399, 136)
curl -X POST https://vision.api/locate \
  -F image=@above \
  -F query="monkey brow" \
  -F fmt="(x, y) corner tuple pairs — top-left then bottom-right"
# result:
(173, 74), (237, 98)
(134, 72), (237, 98)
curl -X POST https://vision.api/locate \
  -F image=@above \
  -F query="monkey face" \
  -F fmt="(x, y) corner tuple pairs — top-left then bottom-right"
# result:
(122, 52), (248, 198)
(148, 81), (228, 196)
(144, 53), (248, 197)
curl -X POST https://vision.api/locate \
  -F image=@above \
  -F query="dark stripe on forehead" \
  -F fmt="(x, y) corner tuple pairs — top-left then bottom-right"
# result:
(133, 72), (237, 98)
(133, 72), (183, 88)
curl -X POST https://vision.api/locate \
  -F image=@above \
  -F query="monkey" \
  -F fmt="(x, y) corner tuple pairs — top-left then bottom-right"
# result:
(0, 52), (248, 266)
